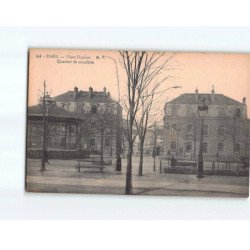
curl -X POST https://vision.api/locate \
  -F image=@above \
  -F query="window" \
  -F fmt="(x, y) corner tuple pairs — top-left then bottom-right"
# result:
(61, 137), (66, 148)
(185, 142), (192, 151)
(234, 143), (240, 152)
(105, 138), (110, 147)
(171, 124), (178, 132)
(186, 124), (192, 135)
(203, 125), (208, 136)
(165, 107), (172, 116)
(235, 109), (241, 117)
(172, 106), (178, 116)
(170, 141), (177, 150)
(202, 142), (208, 153)
(218, 125), (224, 136)
(218, 108), (225, 117)
(77, 105), (83, 113)
(106, 106), (112, 114)
(186, 107), (193, 116)
(90, 138), (95, 147)
(91, 105), (97, 114)
(218, 142), (224, 152)
(47, 136), (53, 147)
(165, 123), (170, 130)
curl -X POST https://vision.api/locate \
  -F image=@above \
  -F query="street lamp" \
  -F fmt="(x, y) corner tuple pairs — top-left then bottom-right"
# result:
(102, 55), (120, 102)
(103, 55), (121, 157)
(197, 98), (208, 178)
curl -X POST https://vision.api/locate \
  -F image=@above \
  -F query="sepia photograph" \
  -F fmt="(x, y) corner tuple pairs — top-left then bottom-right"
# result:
(26, 48), (249, 197)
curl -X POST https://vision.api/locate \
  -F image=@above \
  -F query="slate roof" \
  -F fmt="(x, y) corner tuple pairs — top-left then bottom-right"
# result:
(53, 90), (117, 104)
(168, 93), (245, 106)
(28, 104), (79, 120)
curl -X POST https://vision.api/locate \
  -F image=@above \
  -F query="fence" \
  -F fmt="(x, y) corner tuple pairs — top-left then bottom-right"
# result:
(160, 158), (249, 177)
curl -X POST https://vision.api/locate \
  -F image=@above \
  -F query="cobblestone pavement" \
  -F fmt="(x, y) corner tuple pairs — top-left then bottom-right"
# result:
(26, 157), (249, 197)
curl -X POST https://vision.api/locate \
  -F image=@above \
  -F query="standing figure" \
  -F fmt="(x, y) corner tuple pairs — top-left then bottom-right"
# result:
(116, 154), (122, 174)
(170, 156), (177, 168)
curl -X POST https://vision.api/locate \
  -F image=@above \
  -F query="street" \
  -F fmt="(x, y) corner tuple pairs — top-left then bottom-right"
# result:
(26, 157), (249, 197)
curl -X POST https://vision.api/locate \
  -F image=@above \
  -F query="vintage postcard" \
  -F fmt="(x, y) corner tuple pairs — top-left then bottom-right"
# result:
(26, 49), (249, 197)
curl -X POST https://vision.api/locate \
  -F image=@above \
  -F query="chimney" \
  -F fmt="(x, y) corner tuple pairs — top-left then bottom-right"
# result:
(211, 85), (215, 103)
(74, 86), (78, 99)
(195, 87), (199, 103)
(103, 87), (107, 97)
(107, 91), (110, 96)
(89, 87), (93, 98)
(242, 97), (246, 105)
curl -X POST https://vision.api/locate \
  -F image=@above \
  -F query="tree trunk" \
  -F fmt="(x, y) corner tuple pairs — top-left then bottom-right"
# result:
(138, 140), (144, 176)
(125, 143), (133, 195)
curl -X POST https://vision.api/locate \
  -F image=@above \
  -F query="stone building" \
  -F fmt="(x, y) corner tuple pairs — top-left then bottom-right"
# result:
(163, 87), (249, 161)
(54, 86), (123, 156)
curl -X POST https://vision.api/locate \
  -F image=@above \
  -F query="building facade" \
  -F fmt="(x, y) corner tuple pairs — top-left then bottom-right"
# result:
(54, 86), (123, 156)
(163, 87), (249, 161)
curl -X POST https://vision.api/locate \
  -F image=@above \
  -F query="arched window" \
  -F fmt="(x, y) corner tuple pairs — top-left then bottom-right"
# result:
(218, 125), (224, 136)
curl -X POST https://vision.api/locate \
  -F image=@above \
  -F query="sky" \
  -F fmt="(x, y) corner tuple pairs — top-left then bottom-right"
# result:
(28, 49), (250, 117)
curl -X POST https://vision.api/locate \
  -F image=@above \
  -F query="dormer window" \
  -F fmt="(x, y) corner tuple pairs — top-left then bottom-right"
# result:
(186, 107), (193, 116)
(172, 106), (178, 116)
(218, 108), (225, 117)
(91, 105), (97, 114)
(106, 106), (112, 114)
(235, 108), (241, 117)
(76, 105), (83, 113)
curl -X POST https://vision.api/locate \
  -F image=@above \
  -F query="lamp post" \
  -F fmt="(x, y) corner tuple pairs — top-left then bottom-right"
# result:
(40, 81), (47, 171)
(197, 98), (208, 178)
(103, 55), (121, 157)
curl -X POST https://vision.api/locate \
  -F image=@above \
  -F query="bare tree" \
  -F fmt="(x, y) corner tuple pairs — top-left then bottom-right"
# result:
(119, 51), (176, 194)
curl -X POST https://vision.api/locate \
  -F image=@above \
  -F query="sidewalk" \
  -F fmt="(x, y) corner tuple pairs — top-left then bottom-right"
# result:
(26, 159), (249, 197)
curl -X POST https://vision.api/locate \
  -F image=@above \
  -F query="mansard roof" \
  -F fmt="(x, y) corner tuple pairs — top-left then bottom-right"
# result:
(168, 93), (245, 106)
(53, 89), (117, 104)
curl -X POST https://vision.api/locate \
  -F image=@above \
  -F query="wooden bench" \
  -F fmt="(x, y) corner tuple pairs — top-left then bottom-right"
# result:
(75, 159), (105, 173)
(174, 161), (197, 167)
(160, 159), (197, 173)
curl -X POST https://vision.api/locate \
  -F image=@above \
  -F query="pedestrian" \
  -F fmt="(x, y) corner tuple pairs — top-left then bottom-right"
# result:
(116, 154), (122, 174)
(44, 149), (49, 165)
(170, 156), (177, 168)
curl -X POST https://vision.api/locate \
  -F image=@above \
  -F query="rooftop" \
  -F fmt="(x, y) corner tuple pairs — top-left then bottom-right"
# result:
(168, 93), (246, 106)
(53, 86), (118, 104)
(28, 104), (79, 120)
